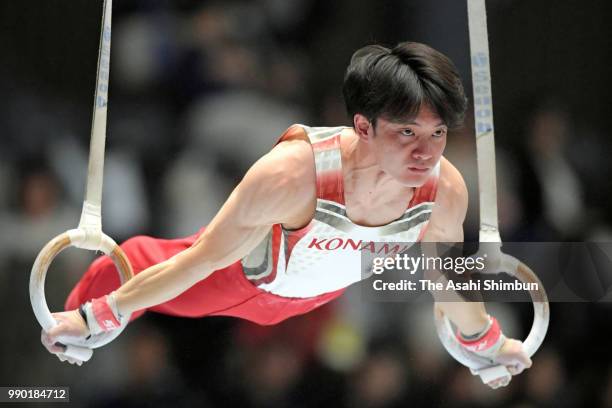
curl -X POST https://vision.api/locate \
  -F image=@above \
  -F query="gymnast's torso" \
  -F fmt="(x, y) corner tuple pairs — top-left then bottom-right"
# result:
(240, 125), (440, 298)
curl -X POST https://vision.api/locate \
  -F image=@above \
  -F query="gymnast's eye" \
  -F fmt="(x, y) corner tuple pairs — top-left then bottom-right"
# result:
(401, 128), (415, 137)
(432, 128), (447, 138)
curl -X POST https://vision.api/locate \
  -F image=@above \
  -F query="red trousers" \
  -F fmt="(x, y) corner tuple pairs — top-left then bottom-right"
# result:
(65, 229), (344, 325)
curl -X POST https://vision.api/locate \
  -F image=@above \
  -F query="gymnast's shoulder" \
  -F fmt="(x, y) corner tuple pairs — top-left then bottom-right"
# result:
(434, 156), (469, 222)
(238, 126), (315, 202)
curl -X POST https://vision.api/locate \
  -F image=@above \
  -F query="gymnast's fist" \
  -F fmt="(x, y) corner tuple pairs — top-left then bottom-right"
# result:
(40, 310), (90, 365)
(457, 316), (532, 389)
(487, 338), (532, 387)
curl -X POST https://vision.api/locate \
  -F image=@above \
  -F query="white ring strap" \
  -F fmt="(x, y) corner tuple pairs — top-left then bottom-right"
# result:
(467, 0), (501, 243)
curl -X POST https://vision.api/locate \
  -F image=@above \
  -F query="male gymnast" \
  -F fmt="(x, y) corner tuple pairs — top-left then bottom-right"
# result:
(42, 42), (531, 388)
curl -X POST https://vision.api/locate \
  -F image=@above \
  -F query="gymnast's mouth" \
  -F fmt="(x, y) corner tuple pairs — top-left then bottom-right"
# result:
(406, 166), (429, 174)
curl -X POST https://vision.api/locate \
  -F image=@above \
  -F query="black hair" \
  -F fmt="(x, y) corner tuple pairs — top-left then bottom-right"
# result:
(342, 42), (468, 129)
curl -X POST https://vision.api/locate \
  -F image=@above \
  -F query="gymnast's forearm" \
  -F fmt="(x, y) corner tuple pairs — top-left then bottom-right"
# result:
(435, 300), (489, 336)
(112, 254), (208, 317)
(111, 222), (272, 317)
(421, 247), (489, 335)
(427, 270), (489, 335)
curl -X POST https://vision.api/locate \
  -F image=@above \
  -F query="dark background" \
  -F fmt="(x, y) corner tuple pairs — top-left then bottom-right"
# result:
(1, 1), (612, 407)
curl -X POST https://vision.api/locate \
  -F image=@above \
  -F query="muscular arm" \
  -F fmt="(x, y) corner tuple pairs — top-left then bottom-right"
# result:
(423, 157), (489, 336)
(114, 137), (316, 317)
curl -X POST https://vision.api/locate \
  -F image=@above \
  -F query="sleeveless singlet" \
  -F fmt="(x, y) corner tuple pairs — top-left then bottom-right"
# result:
(240, 125), (440, 298)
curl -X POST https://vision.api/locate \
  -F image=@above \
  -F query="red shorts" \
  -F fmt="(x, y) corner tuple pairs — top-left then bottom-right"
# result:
(65, 229), (344, 325)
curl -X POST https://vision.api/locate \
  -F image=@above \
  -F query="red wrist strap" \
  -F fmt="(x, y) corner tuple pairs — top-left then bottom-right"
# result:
(456, 317), (501, 352)
(92, 296), (121, 331)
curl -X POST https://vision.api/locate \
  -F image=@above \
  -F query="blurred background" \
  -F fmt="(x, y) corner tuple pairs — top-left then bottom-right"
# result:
(1, 0), (612, 406)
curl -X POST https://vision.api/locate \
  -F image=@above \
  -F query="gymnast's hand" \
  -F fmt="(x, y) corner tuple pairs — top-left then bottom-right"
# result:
(485, 337), (532, 388)
(40, 310), (90, 365)
(457, 316), (532, 389)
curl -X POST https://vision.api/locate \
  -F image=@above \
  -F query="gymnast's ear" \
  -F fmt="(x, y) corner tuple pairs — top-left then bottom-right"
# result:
(353, 113), (372, 142)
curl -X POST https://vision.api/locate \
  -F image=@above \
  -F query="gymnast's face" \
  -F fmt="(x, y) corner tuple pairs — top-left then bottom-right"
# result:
(368, 105), (447, 187)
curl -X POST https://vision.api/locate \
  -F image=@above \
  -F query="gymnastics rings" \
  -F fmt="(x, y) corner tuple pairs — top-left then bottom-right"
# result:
(30, 228), (132, 362)
(434, 248), (549, 384)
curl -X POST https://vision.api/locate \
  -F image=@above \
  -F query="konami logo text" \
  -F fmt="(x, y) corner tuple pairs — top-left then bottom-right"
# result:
(307, 238), (411, 254)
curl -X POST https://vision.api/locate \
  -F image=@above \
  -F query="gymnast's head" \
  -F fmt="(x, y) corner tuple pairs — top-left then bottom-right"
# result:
(342, 41), (468, 186)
